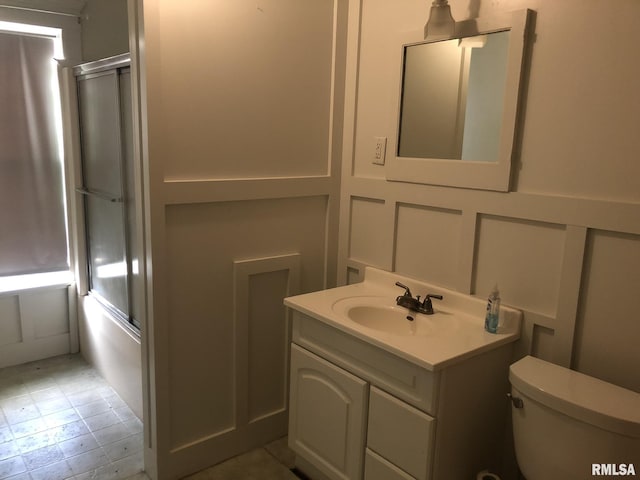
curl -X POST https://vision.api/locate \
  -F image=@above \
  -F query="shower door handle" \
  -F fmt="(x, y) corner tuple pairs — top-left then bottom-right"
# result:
(76, 187), (122, 203)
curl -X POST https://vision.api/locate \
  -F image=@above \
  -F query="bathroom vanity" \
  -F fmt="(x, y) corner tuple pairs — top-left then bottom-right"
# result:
(284, 268), (522, 480)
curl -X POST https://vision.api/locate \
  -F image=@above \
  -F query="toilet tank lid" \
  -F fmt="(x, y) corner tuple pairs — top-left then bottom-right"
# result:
(509, 356), (640, 438)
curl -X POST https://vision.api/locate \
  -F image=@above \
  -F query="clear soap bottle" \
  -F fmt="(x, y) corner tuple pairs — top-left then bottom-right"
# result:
(484, 285), (500, 334)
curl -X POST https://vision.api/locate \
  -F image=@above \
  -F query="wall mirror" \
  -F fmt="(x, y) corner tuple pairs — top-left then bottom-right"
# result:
(385, 9), (532, 191)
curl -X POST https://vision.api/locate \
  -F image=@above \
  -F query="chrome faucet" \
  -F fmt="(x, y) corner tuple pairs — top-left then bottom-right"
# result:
(395, 281), (443, 315)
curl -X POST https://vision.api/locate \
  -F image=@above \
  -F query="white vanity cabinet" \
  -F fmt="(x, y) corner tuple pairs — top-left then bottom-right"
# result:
(288, 311), (514, 480)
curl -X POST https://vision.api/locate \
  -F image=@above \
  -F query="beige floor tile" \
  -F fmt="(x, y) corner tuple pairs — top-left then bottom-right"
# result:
(264, 436), (296, 470)
(184, 448), (299, 480)
(1, 355), (298, 480)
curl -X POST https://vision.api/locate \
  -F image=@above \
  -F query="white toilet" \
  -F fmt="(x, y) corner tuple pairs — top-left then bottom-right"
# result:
(509, 355), (640, 480)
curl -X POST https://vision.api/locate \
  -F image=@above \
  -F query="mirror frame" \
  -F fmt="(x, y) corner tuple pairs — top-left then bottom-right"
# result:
(385, 9), (533, 192)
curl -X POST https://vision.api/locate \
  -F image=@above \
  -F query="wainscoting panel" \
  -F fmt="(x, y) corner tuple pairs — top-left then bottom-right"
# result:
(156, 0), (335, 181)
(164, 197), (327, 455)
(349, 196), (390, 268)
(23, 288), (69, 339)
(341, 184), (640, 392)
(233, 253), (301, 426)
(394, 203), (462, 289)
(473, 215), (566, 317)
(0, 296), (21, 346)
(0, 285), (72, 368)
(247, 269), (290, 422)
(530, 324), (555, 360)
(572, 230), (640, 392)
(345, 260), (368, 285)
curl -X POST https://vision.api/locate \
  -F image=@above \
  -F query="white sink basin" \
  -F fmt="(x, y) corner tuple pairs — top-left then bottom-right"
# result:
(332, 296), (456, 336)
(284, 267), (522, 370)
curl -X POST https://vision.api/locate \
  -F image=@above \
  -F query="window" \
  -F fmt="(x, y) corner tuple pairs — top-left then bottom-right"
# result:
(75, 55), (139, 330)
(0, 22), (69, 280)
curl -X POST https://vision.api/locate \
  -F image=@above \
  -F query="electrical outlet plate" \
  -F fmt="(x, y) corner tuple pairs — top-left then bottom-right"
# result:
(373, 136), (387, 165)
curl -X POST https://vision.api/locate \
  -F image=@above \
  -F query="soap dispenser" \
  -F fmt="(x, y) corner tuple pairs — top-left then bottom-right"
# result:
(484, 285), (500, 334)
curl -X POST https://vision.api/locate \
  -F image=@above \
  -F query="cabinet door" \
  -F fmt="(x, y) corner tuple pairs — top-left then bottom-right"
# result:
(289, 344), (368, 480)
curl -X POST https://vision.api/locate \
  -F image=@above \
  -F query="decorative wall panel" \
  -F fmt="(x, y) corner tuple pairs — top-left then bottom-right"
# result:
(347, 265), (364, 285)
(233, 253), (301, 425)
(24, 289), (69, 338)
(530, 324), (554, 359)
(247, 269), (290, 422)
(165, 197), (325, 449)
(0, 287), (71, 368)
(473, 215), (566, 317)
(395, 204), (462, 289)
(156, 0), (335, 180)
(349, 197), (387, 266)
(573, 230), (640, 392)
(0, 296), (21, 346)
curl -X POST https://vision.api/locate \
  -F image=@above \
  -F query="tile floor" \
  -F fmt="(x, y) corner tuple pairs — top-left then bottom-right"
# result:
(0, 354), (300, 480)
(184, 437), (300, 480)
(0, 354), (144, 480)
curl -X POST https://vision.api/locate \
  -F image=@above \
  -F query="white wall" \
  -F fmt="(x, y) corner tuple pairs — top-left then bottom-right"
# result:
(339, 0), (640, 394)
(132, 1), (346, 478)
(129, 1), (640, 478)
(339, 3), (640, 475)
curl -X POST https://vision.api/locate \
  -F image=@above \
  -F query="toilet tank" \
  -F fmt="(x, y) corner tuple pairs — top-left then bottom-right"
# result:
(509, 356), (640, 480)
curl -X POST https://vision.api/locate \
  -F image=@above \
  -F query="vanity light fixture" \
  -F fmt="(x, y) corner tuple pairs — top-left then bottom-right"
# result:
(424, 0), (456, 39)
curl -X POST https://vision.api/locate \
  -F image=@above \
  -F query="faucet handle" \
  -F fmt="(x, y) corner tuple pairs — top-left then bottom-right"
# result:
(420, 293), (443, 314)
(395, 281), (413, 297)
(422, 293), (443, 307)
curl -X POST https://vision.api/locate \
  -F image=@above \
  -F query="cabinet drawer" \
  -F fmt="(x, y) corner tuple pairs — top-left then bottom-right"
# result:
(365, 449), (416, 480)
(292, 311), (438, 413)
(367, 386), (434, 480)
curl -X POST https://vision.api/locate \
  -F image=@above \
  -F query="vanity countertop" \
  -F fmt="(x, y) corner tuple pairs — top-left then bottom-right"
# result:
(284, 267), (522, 371)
